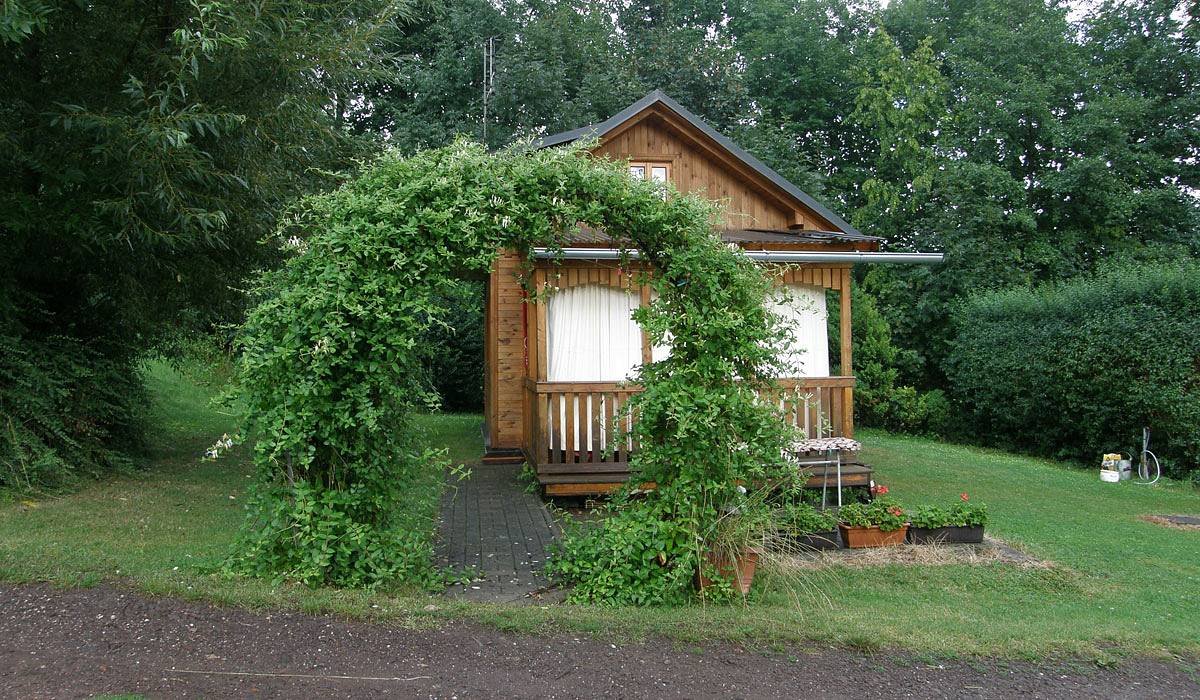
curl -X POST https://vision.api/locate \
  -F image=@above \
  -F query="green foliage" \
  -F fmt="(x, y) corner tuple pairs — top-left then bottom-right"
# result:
(0, 334), (145, 491)
(864, 0), (1200, 387)
(837, 496), (907, 532)
(776, 502), (838, 536)
(231, 140), (793, 592)
(545, 497), (700, 606)
(224, 466), (444, 589)
(851, 28), (946, 234)
(423, 281), (484, 412)
(355, 0), (643, 151)
(831, 287), (946, 434)
(910, 496), (988, 529)
(946, 261), (1200, 478)
(0, 0), (407, 488)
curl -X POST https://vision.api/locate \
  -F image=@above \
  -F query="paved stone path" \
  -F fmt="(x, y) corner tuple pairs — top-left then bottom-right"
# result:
(437, 462), (561, 603)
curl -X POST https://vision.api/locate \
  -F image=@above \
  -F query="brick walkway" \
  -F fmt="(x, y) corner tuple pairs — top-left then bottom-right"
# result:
(436, 463), (561, 603)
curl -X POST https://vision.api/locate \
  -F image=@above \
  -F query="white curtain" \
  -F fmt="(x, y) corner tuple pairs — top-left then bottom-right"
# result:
(547, 284), (642, 381)
(765, 284), (830, 377)
(648, 290), (672, 362)
(547, 284), (642, 452)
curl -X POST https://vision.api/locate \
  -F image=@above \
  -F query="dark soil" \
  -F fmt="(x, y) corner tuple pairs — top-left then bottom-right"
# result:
(1, 583), (1196, 699)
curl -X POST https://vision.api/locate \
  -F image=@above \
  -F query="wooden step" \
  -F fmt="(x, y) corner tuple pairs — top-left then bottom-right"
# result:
(482, 448), (525, 465)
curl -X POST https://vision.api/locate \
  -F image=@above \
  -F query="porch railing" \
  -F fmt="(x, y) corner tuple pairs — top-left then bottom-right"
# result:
(524, 376), (855, 472)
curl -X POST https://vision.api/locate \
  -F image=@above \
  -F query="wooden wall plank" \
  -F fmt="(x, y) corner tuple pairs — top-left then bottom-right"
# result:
(593, 117), (804, 230)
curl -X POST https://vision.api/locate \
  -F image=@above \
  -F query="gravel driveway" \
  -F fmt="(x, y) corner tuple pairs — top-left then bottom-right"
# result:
(1, 583), (1195, 699)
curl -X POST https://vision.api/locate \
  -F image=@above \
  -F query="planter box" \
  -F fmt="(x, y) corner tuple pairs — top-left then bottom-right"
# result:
(838, 523), (908, 548)
(696, 548), (760, 595)
(908, 525), (984, 545)
(794, 529), (841, 551)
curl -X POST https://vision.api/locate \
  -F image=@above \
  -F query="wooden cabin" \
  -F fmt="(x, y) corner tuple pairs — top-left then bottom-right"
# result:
(482, 90), (883, 496)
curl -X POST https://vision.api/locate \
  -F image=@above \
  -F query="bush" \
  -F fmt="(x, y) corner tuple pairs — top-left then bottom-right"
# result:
(423, 281), (484, 413)
(0, 334), (145, 491)
(831, 287), (946, 434)
(945, 261), (1200, 478)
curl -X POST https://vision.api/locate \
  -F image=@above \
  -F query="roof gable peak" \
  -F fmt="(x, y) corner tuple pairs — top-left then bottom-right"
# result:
(534, 90), (860, 237)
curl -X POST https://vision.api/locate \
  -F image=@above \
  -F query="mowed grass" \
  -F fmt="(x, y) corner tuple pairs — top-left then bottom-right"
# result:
(0, 361), (479, 624)
(1, 364), (1198, 659)
(455, 430), (1200, 659)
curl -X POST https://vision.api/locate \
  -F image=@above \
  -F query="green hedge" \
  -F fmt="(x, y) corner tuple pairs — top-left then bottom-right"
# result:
(424, 281), (484, 413)
(945, 262), (1200, 479)
(0, 334), (145, 491)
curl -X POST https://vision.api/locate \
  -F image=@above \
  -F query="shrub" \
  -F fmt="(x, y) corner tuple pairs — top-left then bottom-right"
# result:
(0, 333), (144, 491)
(945, 261), (1200, 478)
(422, 281), (484, 413)
(831, 287), (945, 435)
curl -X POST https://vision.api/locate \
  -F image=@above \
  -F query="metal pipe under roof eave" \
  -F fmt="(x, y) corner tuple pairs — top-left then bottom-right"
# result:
(531, 248), (944, 264)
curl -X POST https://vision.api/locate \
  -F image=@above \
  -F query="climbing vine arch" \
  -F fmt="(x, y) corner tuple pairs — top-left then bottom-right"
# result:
(227, 141), (797, 599)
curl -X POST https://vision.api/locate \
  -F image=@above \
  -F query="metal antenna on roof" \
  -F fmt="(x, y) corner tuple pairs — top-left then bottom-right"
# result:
(482, 36), (496, 142)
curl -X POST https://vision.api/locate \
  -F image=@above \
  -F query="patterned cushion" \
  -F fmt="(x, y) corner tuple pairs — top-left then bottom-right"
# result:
(790, 436), (862, 453)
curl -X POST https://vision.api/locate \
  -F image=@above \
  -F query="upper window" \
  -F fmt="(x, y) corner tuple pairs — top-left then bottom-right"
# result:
(629, 162), (670, 188)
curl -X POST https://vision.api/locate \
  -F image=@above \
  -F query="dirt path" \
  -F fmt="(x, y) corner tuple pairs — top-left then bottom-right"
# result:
(0, 583), (1195, 699)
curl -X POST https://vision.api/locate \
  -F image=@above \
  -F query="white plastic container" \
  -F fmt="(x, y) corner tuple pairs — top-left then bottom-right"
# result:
(1100, 469), (1121, 483)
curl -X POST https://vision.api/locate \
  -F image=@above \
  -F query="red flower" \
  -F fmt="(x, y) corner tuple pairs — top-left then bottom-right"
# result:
(871, 484), (889, 495)
(960, 492), (970, 502)
(888, 506), (903, 516)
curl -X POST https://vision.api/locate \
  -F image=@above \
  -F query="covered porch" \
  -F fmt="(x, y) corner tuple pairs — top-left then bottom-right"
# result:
(524, 376), (869, 496)
(508, 250), (868, 497)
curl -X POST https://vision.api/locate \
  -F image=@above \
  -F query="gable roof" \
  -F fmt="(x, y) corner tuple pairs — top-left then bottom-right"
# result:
(535, 89), (862, 237)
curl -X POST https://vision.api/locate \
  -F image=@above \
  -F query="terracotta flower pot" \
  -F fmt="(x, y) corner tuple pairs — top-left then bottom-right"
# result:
(696, 547), (761, 595)
(838, 523), (908, 548)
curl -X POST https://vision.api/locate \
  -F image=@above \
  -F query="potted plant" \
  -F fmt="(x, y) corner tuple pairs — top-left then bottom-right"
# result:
(697, 545), (762, 596)
(908, 493), (988, 544)
(697, 495), (769, 596)
(778, 502), (841, 550)
(837, 496), (908, 548)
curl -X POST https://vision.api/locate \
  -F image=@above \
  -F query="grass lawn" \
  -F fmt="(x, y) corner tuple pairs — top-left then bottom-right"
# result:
(2, 363), (1198, 660)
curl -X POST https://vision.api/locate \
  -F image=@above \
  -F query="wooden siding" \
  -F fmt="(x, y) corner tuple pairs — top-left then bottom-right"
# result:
(491, 261), (857, 459)
(592, 113), (831, 231)
(487, 250), (527, 449)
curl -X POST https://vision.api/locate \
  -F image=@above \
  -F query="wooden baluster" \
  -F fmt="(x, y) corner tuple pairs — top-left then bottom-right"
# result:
(589, 393), (601, 464)
(546, 392), (558, 464)
(830, 385), (842, 437)
(611, 391), (621, 462)
(564, 391), (576, 463)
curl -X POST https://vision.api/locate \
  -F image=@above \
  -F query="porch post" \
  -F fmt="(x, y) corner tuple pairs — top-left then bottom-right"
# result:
(840, 268), (854, 437)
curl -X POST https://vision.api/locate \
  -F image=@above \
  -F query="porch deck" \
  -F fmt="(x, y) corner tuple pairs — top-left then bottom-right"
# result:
(523, 376), (863, 496)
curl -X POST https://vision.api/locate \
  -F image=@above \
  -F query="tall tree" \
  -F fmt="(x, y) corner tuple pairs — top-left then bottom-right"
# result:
(730, 0), (874, 204)
(867, 0), (1200, 386)
(0, 0), (406, 486)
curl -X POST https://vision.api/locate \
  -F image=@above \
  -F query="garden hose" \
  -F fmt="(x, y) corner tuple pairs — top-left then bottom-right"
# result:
(1136, 427), (1161, 485)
